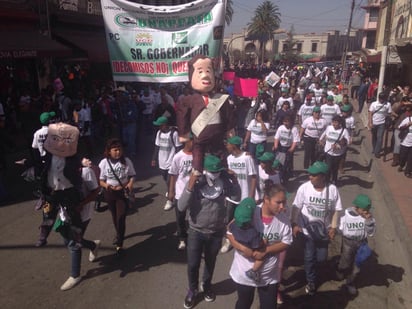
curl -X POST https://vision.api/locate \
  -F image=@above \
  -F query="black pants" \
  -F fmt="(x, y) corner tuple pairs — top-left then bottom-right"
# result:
(326, 153), (344, 184)
(105, 189), (127, 247)
(303, 136), (318, 169)
(399, 145), (412, 173)
(235, 282), (278, 309)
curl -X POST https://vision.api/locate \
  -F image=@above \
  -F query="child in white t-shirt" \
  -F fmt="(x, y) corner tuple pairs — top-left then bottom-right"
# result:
(151, 116), (182, 203)
(336, 194), (376, 295)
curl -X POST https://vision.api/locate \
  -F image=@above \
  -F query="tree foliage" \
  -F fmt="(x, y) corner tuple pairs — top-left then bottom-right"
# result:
(225, 0), (233, 26)
(247, 1), (281, 64)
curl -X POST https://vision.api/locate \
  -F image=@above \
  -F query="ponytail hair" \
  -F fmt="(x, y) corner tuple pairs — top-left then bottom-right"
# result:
(263, 180), (286, 199)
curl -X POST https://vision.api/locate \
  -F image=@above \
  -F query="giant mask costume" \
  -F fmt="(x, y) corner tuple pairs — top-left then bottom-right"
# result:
(176, 55), (235, 173)
(44, 123), (80, 157)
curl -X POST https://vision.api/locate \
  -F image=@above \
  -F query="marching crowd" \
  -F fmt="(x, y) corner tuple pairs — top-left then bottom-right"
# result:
(0, 58), (411, 308)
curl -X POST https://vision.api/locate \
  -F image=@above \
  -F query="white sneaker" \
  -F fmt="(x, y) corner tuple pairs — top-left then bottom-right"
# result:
(164, 200), (173, 211)
(60, 276), (81, 291)
(89, 240), (101, 262)
(220, 238), (232, 253)
(177, 240), (186, 250)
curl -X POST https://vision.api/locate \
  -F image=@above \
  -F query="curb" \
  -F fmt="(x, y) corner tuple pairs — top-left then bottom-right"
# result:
(356, 112), (412, 287)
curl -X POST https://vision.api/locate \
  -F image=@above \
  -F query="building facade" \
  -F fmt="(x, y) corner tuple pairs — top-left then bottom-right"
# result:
(224, 29), (362, 65)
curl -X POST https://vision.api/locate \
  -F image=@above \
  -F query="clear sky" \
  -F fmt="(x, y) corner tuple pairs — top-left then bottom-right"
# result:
(225, 0), (367, 36)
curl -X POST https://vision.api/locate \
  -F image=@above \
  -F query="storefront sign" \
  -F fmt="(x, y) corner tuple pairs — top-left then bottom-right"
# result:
(0, 50), (37, 59)
(100, 0), (225, 82)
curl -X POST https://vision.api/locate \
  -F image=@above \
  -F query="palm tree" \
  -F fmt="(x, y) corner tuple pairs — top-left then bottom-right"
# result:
(225, 0), (233, 26)
(247, 1), (281, 64)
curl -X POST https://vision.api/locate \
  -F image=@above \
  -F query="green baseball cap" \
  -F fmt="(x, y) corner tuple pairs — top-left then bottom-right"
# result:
(258, 152), (275, 162)
(40, 112), (56, 125)
(204, 154), (224, 172)
(255, 144), (265, 158)
(313, 106), (321, 112)
(272, 159), (281, 169)
(227, 136), (242, 145)
(153, 116), (168, 126)
(353, 194), (372, 209)
(327, 95), (334, 101)
(341, 105), (351, 112)
(234, 197), (256, 227)
(307, 161), (329, 175)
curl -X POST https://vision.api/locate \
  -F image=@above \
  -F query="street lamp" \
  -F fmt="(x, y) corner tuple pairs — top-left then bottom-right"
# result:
(227, 35), (245, 65)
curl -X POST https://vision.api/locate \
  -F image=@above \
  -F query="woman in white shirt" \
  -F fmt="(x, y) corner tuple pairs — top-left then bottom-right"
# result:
(98, 138), (136, 254)
(273, 116), (300, 182)
(243, 110), (270, 159)
(319, 115), (350, 185)
(228, 181), (292, 309)
(398, 112), (412, 178)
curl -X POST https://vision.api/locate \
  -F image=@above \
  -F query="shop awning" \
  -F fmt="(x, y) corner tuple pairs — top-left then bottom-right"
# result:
(306, 56), (322, 63)
(0, 31), (71, 59)
(53, 30), (109, 63)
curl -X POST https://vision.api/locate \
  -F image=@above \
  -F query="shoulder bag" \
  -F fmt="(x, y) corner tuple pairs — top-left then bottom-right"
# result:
(107, 159), (135, 204)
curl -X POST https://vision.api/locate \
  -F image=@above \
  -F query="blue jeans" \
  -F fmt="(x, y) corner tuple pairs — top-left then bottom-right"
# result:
(63, 237), (82, 278)
(304, 235), (329, 284)
(235, 282), (278, 309)
(371, 123), (385, 155)
(186, 228), (223, 292)
(122, 122), (137, 155)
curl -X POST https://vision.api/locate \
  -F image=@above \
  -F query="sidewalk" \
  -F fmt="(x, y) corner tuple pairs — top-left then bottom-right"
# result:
(356, 107), (412, 270)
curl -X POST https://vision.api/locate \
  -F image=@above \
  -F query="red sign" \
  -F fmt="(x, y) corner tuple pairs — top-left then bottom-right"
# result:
(234, 77), (258, 97)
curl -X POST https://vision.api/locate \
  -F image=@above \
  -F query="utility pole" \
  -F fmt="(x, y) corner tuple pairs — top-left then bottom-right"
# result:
(341, 0), (355, 81)
(378, 0), (393, 95)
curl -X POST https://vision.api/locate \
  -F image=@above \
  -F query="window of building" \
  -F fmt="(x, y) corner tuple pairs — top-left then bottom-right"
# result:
(283, 43), (289, 52)
(311, 42), (318, 52)
(296, 43), (302, 52)
(369, 8), (379, 22)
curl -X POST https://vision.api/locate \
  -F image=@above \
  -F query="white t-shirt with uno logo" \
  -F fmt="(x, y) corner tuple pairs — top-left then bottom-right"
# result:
(32, 126), (49, 157)
(369, 101), (392, 125)
(155, 129), (182, 170)
(339, 207), (375, 240)
(98, 157), (136, 187)
(274, 125), (300, 147)
(227, 152), (257, 200)
(301, 117), (327, 139)
(319, 125), (350, 156)
(399, 117), (412, 147)
(168, 150), (192, 200)
(292, 181), (342, 236)
(321, 103), (340, 125)
(276, 96), (294, 111)
(229, 206), (292, 287)
(247, 119), (270, 144)
(298, 104), (315, 123)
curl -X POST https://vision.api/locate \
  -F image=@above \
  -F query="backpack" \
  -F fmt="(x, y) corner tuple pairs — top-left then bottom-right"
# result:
(169, 127), (183, 152)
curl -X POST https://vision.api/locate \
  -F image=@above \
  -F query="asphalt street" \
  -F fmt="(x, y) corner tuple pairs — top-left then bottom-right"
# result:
(1, 113), (412, 309)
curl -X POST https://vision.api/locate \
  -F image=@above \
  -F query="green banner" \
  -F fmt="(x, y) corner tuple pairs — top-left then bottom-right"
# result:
(101, 0), (226, 82)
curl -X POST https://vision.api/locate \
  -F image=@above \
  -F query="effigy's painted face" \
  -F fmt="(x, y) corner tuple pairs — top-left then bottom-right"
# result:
(191, 58), (215, 94)
(44, 123), (79, 157)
